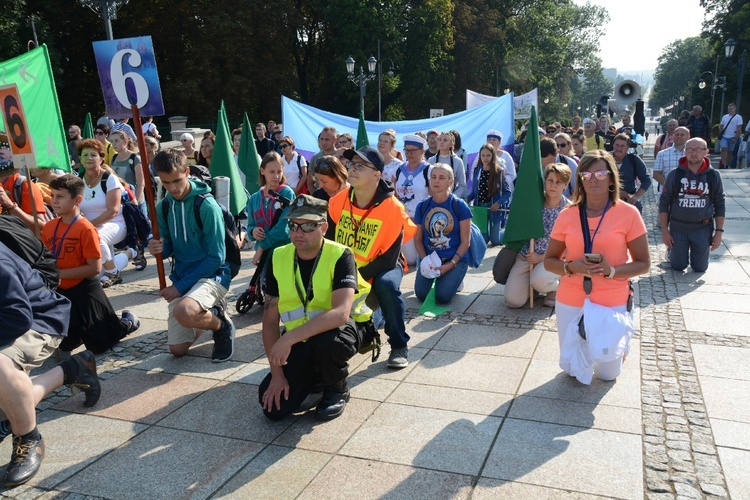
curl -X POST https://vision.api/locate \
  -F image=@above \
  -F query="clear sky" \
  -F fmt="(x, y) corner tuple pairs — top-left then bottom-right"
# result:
(573, 0), (707, 72)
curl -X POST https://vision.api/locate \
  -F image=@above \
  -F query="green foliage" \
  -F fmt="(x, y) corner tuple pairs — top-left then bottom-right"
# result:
(650, 37), (711, 113)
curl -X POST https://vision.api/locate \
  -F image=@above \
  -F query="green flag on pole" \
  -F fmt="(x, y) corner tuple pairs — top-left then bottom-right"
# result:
(210, 103), (248, 216)
(82, 113), (94, 139)
(0, 45), (70, 171)
(237, 112), (260, 196)
(502, 105), (545, 251)
(356, 110), (369, 149)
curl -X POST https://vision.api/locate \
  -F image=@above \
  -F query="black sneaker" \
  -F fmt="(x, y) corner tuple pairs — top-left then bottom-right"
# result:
(68, 350), (102, 407)
(2, 434), (45, 487)
(120, 310), (140, 336)
(211, 302), (235, 363)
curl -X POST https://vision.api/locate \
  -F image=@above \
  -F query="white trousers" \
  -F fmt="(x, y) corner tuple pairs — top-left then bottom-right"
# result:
(555, 301), (628, 381)
(97, 221), (127, 264)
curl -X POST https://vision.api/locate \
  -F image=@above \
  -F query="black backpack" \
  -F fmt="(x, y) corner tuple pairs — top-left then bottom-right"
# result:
(0, 215), (59, 290)
(161, 194), (241, 278)
(12, 176), (56, 220)
(98, 173), (152, 250)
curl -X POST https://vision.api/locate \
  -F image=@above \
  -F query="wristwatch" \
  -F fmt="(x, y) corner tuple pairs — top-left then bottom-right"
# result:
(563, 261), (573, 276)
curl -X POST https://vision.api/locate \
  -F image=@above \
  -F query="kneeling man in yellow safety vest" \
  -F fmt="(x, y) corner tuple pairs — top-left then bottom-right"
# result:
(259, 194), (374, 421)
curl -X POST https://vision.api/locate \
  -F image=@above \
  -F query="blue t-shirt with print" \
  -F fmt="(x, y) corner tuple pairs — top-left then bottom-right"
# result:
(414, 194), (472, 262)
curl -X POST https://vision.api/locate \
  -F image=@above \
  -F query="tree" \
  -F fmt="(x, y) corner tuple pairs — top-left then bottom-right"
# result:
(650, 37), (712, 114)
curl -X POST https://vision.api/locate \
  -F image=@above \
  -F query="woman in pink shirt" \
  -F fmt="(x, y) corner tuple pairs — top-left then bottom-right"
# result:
(544, 150), (650, 381)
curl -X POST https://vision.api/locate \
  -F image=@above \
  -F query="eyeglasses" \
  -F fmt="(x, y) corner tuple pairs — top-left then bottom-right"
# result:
(403, 148), (421, 154)
(346, 160), (375, 172)
(579, 169), (610, 181)
(288, 220), (323, 233)
(279, 143), (290, 149)
(95, 131), (105, 136)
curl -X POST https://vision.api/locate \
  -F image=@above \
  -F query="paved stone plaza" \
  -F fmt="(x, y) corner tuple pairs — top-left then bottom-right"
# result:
(2, 149), (749, 499)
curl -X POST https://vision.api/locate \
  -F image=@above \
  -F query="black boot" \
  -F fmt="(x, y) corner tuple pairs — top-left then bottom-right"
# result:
(61, 350), (101, 407)
(315, 386), (350, 421)
(2, 432), (45, 487)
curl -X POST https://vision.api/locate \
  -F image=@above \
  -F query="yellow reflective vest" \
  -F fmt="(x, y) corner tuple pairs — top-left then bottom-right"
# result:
(272, 239), (372, 332)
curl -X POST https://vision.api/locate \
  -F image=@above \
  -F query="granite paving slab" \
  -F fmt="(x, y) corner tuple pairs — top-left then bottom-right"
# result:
(404, 319), (452, 349)
(683, 309), (750, 336)
(297, 455), (474, 500)
(405, 350), (529, 395)
(669, 259), (750, 285)
(692, 344), (750, 381)
(710, 419), (750, 450)
(482, 418), (642, 499)
(340, 403), (502, 475)
(698, 376), (750, 423)
(52, 368), (218, 424)
(717, 447), (750, 500)
(130, 351), (246, 379)
(348, 375), (400, 402)
(349, 346), (429, 381)
(473, 478), (611, 499)
(386, 382), (513, 417)
(57, 426), (263, 500)
(679, 291), (750, 313)
(212, 446), (331, 499)
(433, 324), (542, 358)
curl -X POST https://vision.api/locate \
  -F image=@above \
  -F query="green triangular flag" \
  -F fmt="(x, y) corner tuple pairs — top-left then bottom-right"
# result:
(210, 102), (248, 216)
(356, 110), (369, 149)
(238, 112), (260, 196)
(418, 284), (451, 317)
(82, 113), (94, 139)
(502, 105), (545, 251)
(470, 205), (489, 235)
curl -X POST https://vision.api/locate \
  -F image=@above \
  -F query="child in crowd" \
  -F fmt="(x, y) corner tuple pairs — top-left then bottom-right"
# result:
(42, 174), (140, 354)
(468, 144), (511, 246)
(246, 152), (295, 267)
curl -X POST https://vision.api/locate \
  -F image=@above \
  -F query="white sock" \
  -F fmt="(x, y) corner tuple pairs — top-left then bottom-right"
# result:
(127, 247), (137, 259)
(113, 252), (129, 272)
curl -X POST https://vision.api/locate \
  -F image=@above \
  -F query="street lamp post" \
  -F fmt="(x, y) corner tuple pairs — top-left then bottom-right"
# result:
(346, 56), (377, 118)
(377, 41), (395, 122)
(79, 0), (130, 40)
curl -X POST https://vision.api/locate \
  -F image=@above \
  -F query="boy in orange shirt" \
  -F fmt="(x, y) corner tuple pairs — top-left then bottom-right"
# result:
(42, 174), (140, 353)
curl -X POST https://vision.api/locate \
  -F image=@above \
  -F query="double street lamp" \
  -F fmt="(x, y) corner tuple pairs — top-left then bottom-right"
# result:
(346, 56), (377, 117)
(699, 70), (726, 126)
(79, 0), (130, 40)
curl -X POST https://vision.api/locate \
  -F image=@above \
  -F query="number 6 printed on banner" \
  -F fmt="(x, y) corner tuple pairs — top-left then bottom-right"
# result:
(110, 49), (149, 109)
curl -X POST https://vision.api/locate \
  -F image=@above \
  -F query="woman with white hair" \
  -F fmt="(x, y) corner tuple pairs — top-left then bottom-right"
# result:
(180, 133), (197, 165)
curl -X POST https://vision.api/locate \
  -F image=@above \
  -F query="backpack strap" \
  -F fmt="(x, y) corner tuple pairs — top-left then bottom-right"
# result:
(100, 172), (110, 194)
(193, 194), (207, 231)
(13, 176), (24, 205)
(297, 154), (303, 176)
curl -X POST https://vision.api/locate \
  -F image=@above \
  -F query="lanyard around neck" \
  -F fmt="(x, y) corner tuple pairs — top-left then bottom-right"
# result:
(50, 213), (81, 259)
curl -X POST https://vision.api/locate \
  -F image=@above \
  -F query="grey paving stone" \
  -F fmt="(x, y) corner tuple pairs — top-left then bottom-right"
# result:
(57, 427), (262, 499)
(710, 418), (750, 450)
(508, 394), (641, 434)
(473, 478), (611, 499)
(0, 410), (145, 490)
(297, 455), (474, 500)
(405, 350), (529, 395)
(157, 381), (294, 443)
(272, 398), (379, 453)
(699, 376), (750, 423)
(692, 344), (750, 380)
(348, 375), (400, 402)
(340, 403), (502, 475)
(225, 362), (271, 385)
(130, 352), (246, 380)
(718, 447), (750, 500)
(404, 318), (453, 349)
(482, 418), (643, 499)
(517, 359), (641, 409)
(433, 324), (542, 358)
(680, 291), (750, 314)
(349, 346), (429, 381)
(386, 382), (514, 417)
(52, 368), (218, 424)
(213, 446), (331, 499)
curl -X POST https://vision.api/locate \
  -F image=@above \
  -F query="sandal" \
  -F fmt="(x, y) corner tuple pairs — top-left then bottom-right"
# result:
(132, 247), (147, 271)
(101, 270), (122, 288)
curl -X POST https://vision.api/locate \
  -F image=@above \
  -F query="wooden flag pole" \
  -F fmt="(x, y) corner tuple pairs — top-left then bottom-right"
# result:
(131, 104), (166, 290)
(22, 166), (42, 239)
(529, 238), (535, 308)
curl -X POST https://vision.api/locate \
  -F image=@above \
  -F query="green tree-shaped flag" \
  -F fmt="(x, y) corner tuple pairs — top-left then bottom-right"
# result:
(356, 109), (370, 149)
(210, 102), (248, 216)
(502, 105), (545, 251)
(238, 112), (260, 196)
(82, 112), (94, 139)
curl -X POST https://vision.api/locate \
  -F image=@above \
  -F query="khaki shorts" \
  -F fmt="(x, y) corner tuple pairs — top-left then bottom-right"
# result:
(167, 278), (228, 345)
(0, 329), (63, 373)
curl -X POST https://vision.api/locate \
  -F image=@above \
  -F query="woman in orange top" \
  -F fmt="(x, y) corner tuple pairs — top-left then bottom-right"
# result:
(544, 150), (650, 381)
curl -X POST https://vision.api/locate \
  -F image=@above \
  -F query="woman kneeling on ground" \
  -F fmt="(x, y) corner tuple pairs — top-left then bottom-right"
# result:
(505, 163), (572, 308)
(544, 150), (650, 382)
(414, 163), (472, 305)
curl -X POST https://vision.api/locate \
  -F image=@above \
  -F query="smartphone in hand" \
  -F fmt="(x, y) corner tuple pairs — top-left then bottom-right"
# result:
(584, 253), (602, 263)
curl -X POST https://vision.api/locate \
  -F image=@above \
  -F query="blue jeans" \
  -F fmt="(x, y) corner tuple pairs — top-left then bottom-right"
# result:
(369, 266), (410, 349)
(476, 203), (506, 246)
(415, 259), (469, 304)
(669, 225), (711, 272)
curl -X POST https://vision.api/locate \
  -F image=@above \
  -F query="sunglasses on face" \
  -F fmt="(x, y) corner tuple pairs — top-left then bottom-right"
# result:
(95, 131), (105, 136)
(288, 221), (323, 233)
(280, 143), (291, 149)
(556, 142), (568, 148)
(580, 169), (610, 181)
(275, 131), (283, 135)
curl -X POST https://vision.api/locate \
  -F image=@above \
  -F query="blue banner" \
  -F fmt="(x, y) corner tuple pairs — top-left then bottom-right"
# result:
(281, 94), (515, 161)
(93, 36), (165, 119)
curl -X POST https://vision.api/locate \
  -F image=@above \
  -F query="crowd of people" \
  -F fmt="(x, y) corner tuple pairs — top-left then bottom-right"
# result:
(0, 103), (731, 486)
